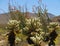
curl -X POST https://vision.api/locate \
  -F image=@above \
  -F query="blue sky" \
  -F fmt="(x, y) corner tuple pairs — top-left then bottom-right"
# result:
(0, 0), (60, 16)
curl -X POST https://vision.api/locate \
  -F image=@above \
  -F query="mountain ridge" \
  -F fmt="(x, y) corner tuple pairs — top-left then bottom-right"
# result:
(0, 12), (56, 27)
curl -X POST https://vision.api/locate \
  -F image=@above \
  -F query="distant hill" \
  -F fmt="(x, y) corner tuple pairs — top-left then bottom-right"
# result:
(25, 12), (55, 18)
(47, 13), (55, 18)
(0, 12), (55, 27)
(0, 13), (10, 27)
(52, 15), (60, 22)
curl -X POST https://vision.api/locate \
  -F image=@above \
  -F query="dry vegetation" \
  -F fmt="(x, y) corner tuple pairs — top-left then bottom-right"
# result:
(0, 0), (60, 46)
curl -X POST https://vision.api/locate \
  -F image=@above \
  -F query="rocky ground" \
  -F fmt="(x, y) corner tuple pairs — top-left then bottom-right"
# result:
(0, 40), (60, 46)
(0, 34), (60, 46)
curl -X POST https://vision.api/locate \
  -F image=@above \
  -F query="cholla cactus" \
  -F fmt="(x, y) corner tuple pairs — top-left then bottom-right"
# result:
(7, 18), (48, 45)
(7, 20), (20, 31)
(25, 18), (42, 33)
(30, 31), (45, 45)
(22, 18), (46, 45)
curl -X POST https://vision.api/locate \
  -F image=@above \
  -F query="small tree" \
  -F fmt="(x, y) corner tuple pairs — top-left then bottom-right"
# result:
(7, 20), (20, 46)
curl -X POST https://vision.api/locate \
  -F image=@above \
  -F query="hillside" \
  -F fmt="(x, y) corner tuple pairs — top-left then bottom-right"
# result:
(0, 12), (55, 27)
(47, 13), (55, 18)
(0, 13), (10, 27)
(52, 15), (60, 22)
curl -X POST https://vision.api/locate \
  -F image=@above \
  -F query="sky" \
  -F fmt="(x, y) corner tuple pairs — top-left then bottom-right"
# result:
(0, 0), (60, 16)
